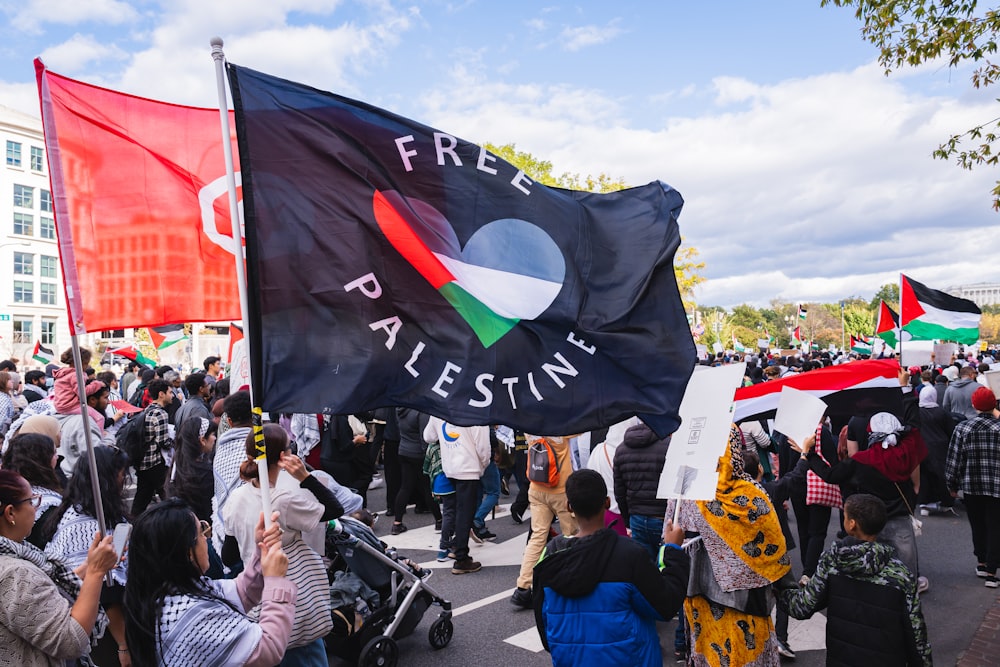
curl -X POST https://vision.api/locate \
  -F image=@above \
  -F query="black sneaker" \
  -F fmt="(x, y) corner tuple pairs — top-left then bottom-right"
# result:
(434, 519), (442, 532)
(978, 564), (989, 578)
(500, 478), (510, 496)
(390, 522), (407, 535)
(986, 575), (999, 589)
(469, 528), (484, 544)
(510, 586), (533, 608)
(511, 507), (524, 525)
(451, 558), (482, 575)
(474, 526), (498, 542)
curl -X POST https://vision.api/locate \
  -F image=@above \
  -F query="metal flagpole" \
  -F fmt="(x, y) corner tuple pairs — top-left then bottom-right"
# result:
(210, 37), (272, 527)
(68, 334), (112, 584)
(897, 275), (904, 367)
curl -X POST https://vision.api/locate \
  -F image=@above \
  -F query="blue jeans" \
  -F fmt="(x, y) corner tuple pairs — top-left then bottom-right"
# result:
(279, 638), (326, 666)
(474, 462), (500, 528)
(629, 514), (664, 563)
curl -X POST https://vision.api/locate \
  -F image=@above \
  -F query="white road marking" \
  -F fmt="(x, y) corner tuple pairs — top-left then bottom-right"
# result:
(452, 589), (516, 618)
(504, 627), (545, 653)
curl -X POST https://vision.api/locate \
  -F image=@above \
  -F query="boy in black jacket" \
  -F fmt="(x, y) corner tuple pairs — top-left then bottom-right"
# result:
(532, 469), (690, 667)
(776, 493), (932, 666)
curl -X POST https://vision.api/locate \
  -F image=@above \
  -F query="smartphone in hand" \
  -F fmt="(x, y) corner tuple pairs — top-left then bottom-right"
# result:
(112, 523), (132, 559)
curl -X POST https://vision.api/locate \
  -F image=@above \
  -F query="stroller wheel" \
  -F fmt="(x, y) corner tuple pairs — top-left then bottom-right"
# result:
(359, 635), (399, 667)
(428, 617), (454, 650)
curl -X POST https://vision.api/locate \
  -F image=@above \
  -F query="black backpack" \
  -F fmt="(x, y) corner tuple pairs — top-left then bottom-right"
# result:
(116, 409), (149, 466)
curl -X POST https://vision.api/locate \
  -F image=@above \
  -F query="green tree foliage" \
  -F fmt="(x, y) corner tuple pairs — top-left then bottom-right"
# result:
(483, 142), (705, 308)
(869, 282), (900, 310)
(824, 0), (1000, 208)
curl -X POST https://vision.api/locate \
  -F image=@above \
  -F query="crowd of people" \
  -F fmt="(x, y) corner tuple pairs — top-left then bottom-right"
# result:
(0, 343), (997, 665)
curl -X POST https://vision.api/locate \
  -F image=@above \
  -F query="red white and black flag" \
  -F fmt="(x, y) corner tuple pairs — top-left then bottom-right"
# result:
(733, 359), (902, 422)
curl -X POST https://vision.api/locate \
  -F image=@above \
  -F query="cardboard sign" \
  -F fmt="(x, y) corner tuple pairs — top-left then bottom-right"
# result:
(773, 387), (827, 449)
(695, 344), (708, 360)
(982, 370), (1000, 399)
(900, 341), (934, 368)
(712, 341), (724, 355)
(933, 342), (958, 365)
(657, 363), (746, 501)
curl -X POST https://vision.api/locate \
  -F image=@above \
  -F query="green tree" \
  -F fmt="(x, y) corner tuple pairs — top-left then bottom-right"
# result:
(870, 282), (900, 311)
(483, 141), (705, 307)
(824, 1), (1000, 208)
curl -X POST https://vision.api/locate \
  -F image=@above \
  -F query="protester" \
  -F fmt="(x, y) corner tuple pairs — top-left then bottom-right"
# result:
(945, 385), (1000, 586)
(777, 494), (932, 666)
(392, 408), (441, 534)
(532, 469), (690, 667)
(613, 420), (671, 560)
(917, 385), (957, 514)
(173, 372), (213, 432)
(424, 417), (491, 575)
(53, 378), (115, 478)
(0, 469), (119, 667)
(170, 417), (218, 524)
(2, 432), (63, 548)
(22, 370), (48, 403)
(132, 379), (174, 516)
(124, 499), (295, 666)
(42, 448), (131, 665)
(212, 390), (253, 553)
(943, 365), (981, 420)
(586, 417), (638, 536)
(223, 424), (342, 664)
(511, 434), (577, 606)
(0, 371), (17, 441)
(667, 426), (790, 666)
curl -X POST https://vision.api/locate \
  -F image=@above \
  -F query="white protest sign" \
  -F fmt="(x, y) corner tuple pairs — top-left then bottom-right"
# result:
(228, 338), (251, 391)
(982, 370), (1000, 399)
(773, 387), (827, 449)
(712, 341), (724, 355)
(900, 340), (934, 368)
(695, 344), (708, 359)
(757, 339), (770, 350)
(933, 342), (958, 365)
(657, 362), (746, 500)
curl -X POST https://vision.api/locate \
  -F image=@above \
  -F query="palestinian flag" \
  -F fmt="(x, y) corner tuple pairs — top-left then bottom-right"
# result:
(32, 341), (55, 365)
(109, 345), (157, 368)
(791, 326), (802, 343)
(851, 335), (872, 354)
(732, 334), (746, 353)
(147, 324), (187, 350)
(733, 358), (902, 422)
(900, 274), (980, 344)
(875, 300), (900, 349)
(797, 304), (808, 320)
(227, 322), (244, 362)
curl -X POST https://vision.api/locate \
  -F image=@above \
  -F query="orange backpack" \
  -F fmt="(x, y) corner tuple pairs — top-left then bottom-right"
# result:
(527, 438), (562, 487)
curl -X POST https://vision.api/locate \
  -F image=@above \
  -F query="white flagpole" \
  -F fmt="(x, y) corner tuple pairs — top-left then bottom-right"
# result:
(210, 37), (272, 527)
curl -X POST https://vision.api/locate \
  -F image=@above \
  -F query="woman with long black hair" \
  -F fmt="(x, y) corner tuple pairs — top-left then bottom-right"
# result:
(169, 417), (218, 523)
(124, 499), (294, 666)
(42, 447), (132, 665)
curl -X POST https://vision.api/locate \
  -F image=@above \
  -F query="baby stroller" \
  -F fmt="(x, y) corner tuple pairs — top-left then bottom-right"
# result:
(326, 517), (453, 667)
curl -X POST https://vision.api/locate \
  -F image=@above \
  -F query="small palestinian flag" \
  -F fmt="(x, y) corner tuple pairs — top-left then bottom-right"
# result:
(875, 300), (900, 349)
(900, 274), (980, 345)
(227, 322), (244, 362)
(32, 341), (55, 365)
(791, 326), (802, 343)
(732, 334), (746, 352)
(109, 345), (157, 368)
(851, 335), (873, 354)
(147, 324), (187, 350)
(797, 304), (808, 320)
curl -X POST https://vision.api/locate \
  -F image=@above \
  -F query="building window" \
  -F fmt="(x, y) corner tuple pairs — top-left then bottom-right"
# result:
(12, 318), (32, 344)
(41, 320), (55, 345)
(13, 281), (33, 303)
(14, 184), (33, 208)
(30, 146), (43, 172)
(40, 255), (57, 278)
(6, 141), (21, 167)
(13, 252), (33, 275)
(102, 329), (125, 339)
(13, 212), (33, 236)
(40, 282), (57, 305)
(40, 189), (52, 212)
(40, 216), (54, 239)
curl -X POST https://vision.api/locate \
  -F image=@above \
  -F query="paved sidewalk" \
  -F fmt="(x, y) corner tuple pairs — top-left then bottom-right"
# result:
(958, 595), (1000, 667)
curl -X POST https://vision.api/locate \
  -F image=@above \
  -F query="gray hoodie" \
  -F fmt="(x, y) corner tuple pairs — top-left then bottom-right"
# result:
(943, 377), (980, 420)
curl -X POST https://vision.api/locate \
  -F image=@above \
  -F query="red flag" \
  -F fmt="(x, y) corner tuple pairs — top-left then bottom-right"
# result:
(227, 322), (244, 362)
(35, 60), (241, 334)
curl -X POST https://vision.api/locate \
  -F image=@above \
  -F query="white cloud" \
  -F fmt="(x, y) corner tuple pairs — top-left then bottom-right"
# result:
(0, 81), (42, 117)
(13, 0), (139, 31)
(38, 33), (127, 74)
(558, 21), (623, 52)
(415, 63), (1000, 307)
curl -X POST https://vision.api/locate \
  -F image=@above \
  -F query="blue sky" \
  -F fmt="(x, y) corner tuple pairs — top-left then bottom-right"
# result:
(1, 0), (997, 307)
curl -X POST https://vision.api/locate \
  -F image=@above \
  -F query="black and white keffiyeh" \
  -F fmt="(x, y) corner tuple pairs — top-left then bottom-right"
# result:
(157, 579), (261, 666)
(0, 534), (81, 600)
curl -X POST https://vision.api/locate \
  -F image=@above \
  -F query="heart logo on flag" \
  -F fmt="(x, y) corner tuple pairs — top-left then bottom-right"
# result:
(373, 189), (565, 347)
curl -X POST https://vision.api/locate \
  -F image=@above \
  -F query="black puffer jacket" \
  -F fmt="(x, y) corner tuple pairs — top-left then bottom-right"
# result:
(613, 424), (670, 523)
(396, 408), (430, 459)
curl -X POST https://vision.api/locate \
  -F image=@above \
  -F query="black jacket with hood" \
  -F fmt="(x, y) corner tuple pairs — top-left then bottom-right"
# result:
(612, 423), (670, 523)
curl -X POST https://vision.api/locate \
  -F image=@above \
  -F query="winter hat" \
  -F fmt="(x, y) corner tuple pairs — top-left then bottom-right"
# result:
(972, 386), (997, 413)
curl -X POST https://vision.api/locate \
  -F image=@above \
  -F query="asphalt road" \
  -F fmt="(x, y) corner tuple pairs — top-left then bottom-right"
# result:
(333, 479), (992, 666)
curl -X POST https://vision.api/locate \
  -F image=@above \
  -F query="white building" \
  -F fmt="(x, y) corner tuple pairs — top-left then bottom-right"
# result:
(946, 282), (1000, 308)
(0, 105), (108, 369)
